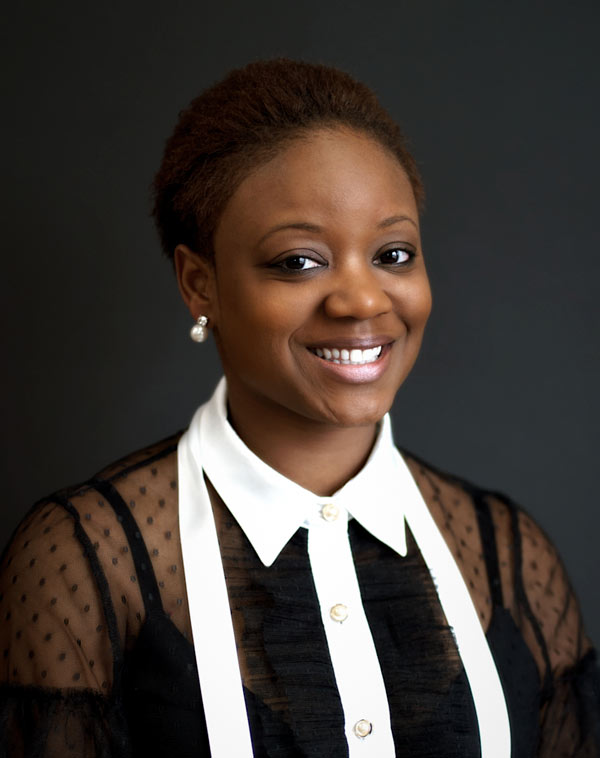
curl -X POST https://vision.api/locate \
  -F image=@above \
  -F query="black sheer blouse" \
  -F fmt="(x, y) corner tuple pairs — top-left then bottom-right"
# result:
(0, 432), (598, 756)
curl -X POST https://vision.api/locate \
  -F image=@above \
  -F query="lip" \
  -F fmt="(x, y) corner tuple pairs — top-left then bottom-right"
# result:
(306, 342), (393, 384)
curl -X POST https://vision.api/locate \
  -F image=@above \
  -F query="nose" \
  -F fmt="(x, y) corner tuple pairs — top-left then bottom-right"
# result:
(323, 264), (393, 321)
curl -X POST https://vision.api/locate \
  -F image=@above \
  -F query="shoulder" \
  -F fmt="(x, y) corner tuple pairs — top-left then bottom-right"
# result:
(92, 430), (182, 483)
(401, 449), (593, 676)
(0, 431), (186, 689)
(2, 430), (184, 567)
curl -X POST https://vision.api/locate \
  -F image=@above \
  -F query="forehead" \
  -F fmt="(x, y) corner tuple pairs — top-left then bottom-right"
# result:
(215, 128), (418, 245)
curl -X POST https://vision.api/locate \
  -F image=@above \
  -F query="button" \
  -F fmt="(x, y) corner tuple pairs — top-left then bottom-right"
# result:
(321, 503), (339, 522)
(353, 719), (372, 738)
(329, 603), (348, 623)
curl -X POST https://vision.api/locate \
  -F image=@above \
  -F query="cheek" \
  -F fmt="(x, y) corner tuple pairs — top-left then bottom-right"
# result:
(219, 291), (293, 337)
(396, 277), (432, 331)
(218, 276), (315, 333)
(415, 283), (433, 325)
(213, 281), (305, 365)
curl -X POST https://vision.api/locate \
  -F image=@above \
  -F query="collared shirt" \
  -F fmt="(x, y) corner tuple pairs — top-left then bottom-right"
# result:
(177, 378), (511, 758)
(200, 378), (405, 755)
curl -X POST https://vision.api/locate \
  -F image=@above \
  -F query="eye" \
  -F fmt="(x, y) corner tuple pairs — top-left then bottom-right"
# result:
(274, 254), (323, 272)
(375, 247), (414, 266)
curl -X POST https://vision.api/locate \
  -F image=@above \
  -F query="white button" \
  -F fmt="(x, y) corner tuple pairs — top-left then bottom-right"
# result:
(353, 719), (372, 738)
(320, 503), (339, 522)
(329, 603), (348, 623)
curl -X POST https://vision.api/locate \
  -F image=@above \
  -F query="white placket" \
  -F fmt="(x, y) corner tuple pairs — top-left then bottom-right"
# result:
(307, 502), (396, 757)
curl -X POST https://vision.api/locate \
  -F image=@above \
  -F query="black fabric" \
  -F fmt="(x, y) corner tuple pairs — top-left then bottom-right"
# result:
(350, 522), (481, 757)
(114, 494), (538, 757)
(89, 479), (163, 618)
(0, 683), (129, 758)
(472, 491), (505, 608)
(470, 492), (541, 757)
(93, 476), (210, 757)
(239, 527), (347, 757)
(487, 608), (541, 757)
(122, 611), (209, 758)
(1, 434), (599, 757)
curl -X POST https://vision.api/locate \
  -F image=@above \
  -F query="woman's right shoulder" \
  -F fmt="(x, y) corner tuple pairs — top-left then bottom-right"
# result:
(2, 429), (184, 566)
(0, 430), (187, 687)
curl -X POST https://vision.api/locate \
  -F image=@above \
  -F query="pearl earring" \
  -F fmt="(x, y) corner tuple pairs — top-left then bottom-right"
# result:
(190, 315), (209, 343)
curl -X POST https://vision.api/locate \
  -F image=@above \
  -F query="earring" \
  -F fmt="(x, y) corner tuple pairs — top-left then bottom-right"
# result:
(190, 315), (209, 343)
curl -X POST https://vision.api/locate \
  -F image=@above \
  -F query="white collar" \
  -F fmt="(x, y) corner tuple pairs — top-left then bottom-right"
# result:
(199, 377), (407, 567)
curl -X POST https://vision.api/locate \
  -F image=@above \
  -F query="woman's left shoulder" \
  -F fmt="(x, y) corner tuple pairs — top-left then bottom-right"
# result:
(401, 448), (596, 673)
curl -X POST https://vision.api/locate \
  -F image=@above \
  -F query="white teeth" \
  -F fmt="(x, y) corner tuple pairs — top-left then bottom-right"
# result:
(311, 346), (384, 365)
(363, 348), (377, 362)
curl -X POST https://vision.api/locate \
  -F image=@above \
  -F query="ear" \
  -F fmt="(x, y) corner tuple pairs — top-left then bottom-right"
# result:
(174, 244), (217, 323)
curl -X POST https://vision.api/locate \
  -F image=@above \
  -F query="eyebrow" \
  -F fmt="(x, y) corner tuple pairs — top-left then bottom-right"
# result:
(258, 215), (417, 245)
(258, 222), (322, 244)
(377, 214), (418, 230)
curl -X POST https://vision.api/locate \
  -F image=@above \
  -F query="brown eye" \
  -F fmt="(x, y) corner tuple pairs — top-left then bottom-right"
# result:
(376, 248), (412, 265)
(276, 255), (322, 271)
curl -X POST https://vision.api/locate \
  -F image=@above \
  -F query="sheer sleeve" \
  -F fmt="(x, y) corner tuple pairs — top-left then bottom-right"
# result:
(476, 490), (599, 756)
(503, 504), (600, 757)
(0, 433), (185, 758)
(0, 497), (129, 757)
(404, 453), (600, 756)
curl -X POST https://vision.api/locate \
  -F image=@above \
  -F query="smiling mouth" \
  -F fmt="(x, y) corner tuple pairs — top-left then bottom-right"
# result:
(308, 345), (384, 365)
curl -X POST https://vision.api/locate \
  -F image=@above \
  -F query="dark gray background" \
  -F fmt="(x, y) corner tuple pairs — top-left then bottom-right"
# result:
(2, 1), (598, 642)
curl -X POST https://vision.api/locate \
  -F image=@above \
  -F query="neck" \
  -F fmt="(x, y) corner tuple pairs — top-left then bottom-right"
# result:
(225, 386), (379, 497)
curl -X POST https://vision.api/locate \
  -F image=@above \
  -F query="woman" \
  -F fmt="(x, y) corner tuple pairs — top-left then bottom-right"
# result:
(0, 59), (598, 757)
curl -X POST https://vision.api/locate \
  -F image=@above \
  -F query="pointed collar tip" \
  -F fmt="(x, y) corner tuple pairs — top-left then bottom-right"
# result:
(380, 520), (408, 558)
(255, 546), (280, 568)
(387, 530), (408, 558)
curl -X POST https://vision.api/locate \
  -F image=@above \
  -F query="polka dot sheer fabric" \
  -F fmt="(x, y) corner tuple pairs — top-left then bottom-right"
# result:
(0, 433), (598, 756)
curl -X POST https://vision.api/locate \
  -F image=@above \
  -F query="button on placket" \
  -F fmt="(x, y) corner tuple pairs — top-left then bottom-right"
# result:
(309, 501), (392, 754)
(321, 506), (349, 626)
(353, 719), (373, 738)
(320, 503), (339, 522)
(329, 603), (348, 623)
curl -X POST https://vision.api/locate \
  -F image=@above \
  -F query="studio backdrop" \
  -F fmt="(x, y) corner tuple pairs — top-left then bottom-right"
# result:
(2, 0), (599, 642)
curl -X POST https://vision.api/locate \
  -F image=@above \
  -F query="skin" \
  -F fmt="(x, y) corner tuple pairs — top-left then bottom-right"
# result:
(176, 127), (432, 496)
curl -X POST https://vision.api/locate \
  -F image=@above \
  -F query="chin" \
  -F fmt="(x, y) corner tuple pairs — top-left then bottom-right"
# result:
(314, 396), (393, 429)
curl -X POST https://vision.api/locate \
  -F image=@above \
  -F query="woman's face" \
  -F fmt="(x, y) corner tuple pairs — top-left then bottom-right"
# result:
(205, 127), (431, 429)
